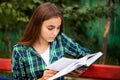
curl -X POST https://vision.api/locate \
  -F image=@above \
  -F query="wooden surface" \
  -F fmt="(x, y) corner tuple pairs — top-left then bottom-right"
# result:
(80, 64), (120, 80)
(0, 58), (120, 80)
(0, 58), (11, 71)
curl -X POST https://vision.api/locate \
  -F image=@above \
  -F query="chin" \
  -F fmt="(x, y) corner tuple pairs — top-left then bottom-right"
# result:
(48, 39), (55, 42)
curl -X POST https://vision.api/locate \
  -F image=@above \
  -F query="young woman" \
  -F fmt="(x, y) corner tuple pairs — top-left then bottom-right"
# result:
(12, 2), (90, 80)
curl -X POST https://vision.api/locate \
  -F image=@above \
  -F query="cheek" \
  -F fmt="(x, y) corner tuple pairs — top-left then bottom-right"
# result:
(56, 29), (60, 35)
(44, 30), (53, 37)
(58, 29), (60, 33)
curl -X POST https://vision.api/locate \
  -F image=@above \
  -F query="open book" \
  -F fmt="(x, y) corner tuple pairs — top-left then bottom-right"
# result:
(47, 52), (103, 80)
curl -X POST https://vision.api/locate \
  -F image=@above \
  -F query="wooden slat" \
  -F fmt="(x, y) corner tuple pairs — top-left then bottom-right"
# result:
(0, 58), (120, 80)
(0, 58), (11, 71)
(80, 64), (120, 80)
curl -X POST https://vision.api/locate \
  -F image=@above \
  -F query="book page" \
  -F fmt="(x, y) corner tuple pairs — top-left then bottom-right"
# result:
(47, 56), (87, 80)
(86, 52), (103, 66)
(47, 52), (103, 80)
(47, 59), (85, 80)
(47, 57), (77, 71)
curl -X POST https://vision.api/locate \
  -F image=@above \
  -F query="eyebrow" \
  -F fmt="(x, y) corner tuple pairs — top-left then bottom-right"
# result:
(48, 25), (55, 28)
(47, 25), (60, 28)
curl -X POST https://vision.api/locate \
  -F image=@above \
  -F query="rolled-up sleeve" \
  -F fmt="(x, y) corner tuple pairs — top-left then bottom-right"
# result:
(61, 33), (91, 58)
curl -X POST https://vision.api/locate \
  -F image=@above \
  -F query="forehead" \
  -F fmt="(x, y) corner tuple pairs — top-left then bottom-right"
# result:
(43, 17), (62, 26)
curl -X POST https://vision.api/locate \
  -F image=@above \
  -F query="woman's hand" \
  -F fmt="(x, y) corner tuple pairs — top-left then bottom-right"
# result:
(38, 69), (57, 80)
(66, 68), (87, 77)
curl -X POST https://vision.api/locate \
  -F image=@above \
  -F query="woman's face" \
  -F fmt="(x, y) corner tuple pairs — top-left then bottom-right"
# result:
(40, 17), (61, 42)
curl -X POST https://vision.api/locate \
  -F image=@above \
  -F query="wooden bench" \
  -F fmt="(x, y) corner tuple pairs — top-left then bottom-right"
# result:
(0, 58), (11, 71)
(0, 58), (11, 80)
(80, 64), (120, 80)
(0, 58), (120, 80)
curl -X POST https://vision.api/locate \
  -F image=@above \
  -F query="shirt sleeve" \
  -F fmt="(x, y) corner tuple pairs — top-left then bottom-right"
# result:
(12, 45), (44, 80)
(12, 46), (29, 80)
(61, 33), (91, 58)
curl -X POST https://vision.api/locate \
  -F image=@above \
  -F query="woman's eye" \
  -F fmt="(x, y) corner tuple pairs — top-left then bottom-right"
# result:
(48, 27), (54, 30)
(57, 27), (60, 30)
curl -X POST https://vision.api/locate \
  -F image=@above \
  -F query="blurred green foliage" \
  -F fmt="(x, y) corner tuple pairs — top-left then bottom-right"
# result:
(0, 0), (120, 79)
(0, 0), (120, 65)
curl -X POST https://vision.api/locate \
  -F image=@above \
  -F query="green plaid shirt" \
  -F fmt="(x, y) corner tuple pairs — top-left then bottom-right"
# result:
(12, 33), (90, 80)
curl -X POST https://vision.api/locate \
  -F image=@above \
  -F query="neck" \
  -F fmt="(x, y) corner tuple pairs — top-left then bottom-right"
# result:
(32, 38), (49, 54)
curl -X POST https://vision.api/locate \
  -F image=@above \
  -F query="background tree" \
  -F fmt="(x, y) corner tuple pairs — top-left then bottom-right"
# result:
(99, 0), (114, 64)
(0, 0), (120, 64)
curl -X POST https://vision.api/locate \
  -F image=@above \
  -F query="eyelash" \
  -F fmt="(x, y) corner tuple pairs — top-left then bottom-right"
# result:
(57, 27), (60, 30)
(48, 27), (60, 30)
(48, 27), (54, 30)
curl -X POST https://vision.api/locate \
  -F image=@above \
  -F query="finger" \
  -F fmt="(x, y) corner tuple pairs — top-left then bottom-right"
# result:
(66, 73), (72, 76)
(75, 69), (83, 74)
(43, 70), (57, 79)
(78, 67), (88, 72)
(44, 74), (55, 79)
(46, 70), (57, 74)
(70, 71), (80, 77)
(44, 72), (58, 80)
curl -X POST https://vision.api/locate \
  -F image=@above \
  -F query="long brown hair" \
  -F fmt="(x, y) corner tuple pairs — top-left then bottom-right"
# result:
(18, 2), (63, 46)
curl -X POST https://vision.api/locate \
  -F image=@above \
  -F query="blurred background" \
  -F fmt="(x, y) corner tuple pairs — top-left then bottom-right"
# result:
(0, 0), (120, 79)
